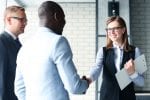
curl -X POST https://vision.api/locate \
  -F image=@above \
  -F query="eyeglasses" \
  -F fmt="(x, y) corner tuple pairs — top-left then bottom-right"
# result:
(105, 27), (123, 32)
(10, 17), (27, 23)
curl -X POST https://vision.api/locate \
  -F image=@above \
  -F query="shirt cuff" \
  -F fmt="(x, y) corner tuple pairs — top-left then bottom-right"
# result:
(129, 71), (138, 79)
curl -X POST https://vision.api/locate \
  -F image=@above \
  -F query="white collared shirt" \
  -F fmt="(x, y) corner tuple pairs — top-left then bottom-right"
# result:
(5, 29), (17, 40)
(113, 44), (124, 71)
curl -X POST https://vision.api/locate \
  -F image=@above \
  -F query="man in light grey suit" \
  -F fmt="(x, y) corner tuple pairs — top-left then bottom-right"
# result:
(15, 1), (89, 100)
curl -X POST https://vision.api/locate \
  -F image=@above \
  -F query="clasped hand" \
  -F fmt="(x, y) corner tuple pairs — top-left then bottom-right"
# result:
(82, 76), (92, 86)
(124, 59), (135, 75)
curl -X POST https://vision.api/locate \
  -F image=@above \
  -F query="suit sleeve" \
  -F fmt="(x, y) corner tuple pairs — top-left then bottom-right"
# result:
(129, 47), (144, 87)
(52, 36), (89, 94)
(0, 39), (7, 99)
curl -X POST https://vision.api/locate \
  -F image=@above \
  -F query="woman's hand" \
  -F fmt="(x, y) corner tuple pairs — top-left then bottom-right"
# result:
(124, 59), (135, 75)
(82, 76), (92, 85)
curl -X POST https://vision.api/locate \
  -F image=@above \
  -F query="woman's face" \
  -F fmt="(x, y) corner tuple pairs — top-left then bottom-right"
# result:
(106, 20), (125, 44)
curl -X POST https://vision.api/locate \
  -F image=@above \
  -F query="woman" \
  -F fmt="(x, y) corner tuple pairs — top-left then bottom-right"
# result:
(88, 16), (144, 100)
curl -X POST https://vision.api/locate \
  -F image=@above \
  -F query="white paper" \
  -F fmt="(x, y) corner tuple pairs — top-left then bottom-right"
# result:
(115, 68), (131, 90)
(115, 54), (147, 90)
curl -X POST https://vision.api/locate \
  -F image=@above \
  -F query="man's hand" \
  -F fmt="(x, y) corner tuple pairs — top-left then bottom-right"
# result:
(82, 76), (92, 86)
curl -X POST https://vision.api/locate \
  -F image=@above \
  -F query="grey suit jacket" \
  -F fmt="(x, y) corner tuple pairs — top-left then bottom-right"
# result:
(15, 27), (88, 100)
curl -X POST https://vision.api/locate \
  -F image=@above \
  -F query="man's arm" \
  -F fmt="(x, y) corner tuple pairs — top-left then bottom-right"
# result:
(0, 39), (7, 99)
(53, 36), (89, 94)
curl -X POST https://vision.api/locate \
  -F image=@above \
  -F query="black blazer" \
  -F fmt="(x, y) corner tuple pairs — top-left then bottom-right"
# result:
(0, 31), (21, 100)
(100, 46), (136, 100)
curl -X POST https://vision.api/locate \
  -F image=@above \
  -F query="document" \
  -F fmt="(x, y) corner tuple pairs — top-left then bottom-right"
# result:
(134, 54), (147, 74)
(115, 54), (147, 90)
(115, 68), (131, 90)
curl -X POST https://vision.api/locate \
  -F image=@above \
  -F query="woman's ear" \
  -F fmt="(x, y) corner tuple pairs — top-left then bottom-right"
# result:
(122, 27), (126, 34)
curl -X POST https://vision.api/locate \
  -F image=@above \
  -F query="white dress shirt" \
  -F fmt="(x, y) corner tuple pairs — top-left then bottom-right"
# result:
(5, 29), (17, 40)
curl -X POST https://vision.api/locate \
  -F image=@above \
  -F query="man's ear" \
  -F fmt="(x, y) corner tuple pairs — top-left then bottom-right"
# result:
(54, 12), (58, 21)
(6, 17), (12, 25)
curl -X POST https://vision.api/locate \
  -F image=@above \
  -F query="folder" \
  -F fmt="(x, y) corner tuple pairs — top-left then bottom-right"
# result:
(115, 54), (147, 90)
(134, 54), (147, 74)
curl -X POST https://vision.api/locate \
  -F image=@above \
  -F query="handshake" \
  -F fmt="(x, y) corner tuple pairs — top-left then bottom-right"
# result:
(81, 76), (92, 87)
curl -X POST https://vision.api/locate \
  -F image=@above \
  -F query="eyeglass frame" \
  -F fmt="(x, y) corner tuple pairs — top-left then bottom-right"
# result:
(105, 26), (123, 33)
(10, 16), (27, 23)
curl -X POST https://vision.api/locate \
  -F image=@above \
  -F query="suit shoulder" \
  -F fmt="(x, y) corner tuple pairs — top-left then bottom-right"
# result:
(0, 37), (7, 54)
(0, 32), (5, 38)
(52, 35), (70, 49)
(53, 34), (68, 43)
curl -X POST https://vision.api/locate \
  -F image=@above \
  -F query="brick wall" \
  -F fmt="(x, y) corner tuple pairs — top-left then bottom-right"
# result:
(60, 2), (96, 100)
